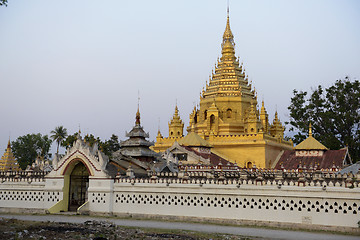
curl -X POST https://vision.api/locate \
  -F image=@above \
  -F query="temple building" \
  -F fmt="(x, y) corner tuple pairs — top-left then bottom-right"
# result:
(153, 11), (293, 168)
(163, 132), (236, 168)
(0, 139), (20, 171)
(274, 124), (352, 170)
(119, 107), (160, 163)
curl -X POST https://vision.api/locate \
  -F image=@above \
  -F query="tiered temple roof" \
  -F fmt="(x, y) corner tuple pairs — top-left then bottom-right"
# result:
(120, 108), (160, 162)
(203, 11), (253, 99)
(168, 105), (184, 137)
(0, 139), (20, 171)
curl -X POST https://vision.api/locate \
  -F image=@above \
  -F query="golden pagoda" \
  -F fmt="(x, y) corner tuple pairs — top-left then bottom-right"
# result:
(153, 10), (293, 168)
(0, 139), (20, 171)
(168, 105), (184, 138)
(294, 123), (327, 151)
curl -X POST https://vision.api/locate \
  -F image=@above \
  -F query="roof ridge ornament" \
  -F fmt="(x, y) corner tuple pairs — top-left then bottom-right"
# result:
(77, 124), (82, 139)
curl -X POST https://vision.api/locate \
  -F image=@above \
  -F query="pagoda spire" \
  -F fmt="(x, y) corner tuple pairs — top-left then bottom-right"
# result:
(270, 111), (284, 138)
(135, 107), (141, 125)
(260, 100), (269, 133)
(203, 8), (254, 99)
(223, 5), (234, 44)
(157, 117), (163, 140)
(0, 137), (19, 171)
(168, 104), (184, 137)
(136, 92), (141, 125)
(175, 104), (179, 116)
(221, 8), (235, 59)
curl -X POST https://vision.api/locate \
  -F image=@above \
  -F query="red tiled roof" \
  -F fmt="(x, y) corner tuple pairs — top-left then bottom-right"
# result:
(275, 148), (348, 170)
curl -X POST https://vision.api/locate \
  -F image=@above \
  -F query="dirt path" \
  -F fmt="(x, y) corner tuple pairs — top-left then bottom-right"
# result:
(0, 214), (359, 240)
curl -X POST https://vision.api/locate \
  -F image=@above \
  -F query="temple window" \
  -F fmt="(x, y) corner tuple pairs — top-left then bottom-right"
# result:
(173, 153), (187, 161)
(247, 162), (253, 168)
(204, 110), (207, 120)
(210, 115), (216, 130)
(226, 109), (232, 118)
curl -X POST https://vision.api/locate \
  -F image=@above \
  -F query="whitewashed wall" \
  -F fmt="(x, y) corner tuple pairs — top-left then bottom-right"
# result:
(88, 178), (360, 228)
(0, 179), (62, 211)
(1, 176), (359, 229)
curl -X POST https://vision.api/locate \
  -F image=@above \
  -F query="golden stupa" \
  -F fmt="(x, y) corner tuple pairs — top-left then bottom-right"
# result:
(0, 139), (20, 171)
(153, 10), (293, 168)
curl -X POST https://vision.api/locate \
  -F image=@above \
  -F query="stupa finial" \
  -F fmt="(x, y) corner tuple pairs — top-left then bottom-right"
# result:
(227, 0), (230, 17)
(158, 117), (161, 133)
(136, 91), (141, 125)
(223, 4), (234, 42)
(174, 103), (179, 115)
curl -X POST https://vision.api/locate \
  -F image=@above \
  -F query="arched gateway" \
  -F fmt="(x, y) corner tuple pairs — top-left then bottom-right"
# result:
(46, 136), (114, 213)
(68, 161), (89, 211)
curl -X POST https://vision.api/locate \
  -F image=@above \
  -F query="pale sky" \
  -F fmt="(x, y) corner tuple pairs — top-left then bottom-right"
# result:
(1, 0), (359, 154)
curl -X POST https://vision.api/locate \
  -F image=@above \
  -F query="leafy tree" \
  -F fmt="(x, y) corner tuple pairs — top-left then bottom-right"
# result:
(287, 77), (360, 162)
(61, 132), (79, 149)
(11, 133), (53, 170)
(84, 134), (100, 147)
(62, 132), (102, 148)
(0, 0), (8, 7)
(61, 132), (101, 149)
(61, 132), (120, 159)
(83, 134), (120, 159)
(100, 134), (121, 159)
(38, 135), (52, 160)
(50, 126), (68, 154)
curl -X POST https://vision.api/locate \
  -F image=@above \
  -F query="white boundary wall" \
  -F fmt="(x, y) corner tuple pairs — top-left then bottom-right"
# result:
(0, 179), (63, 212)
(88, 179), (360, 228)
(1, 177), (359, 229)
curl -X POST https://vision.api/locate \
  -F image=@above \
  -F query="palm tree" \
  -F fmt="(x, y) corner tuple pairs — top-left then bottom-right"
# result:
(50, 126), (68, 154)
